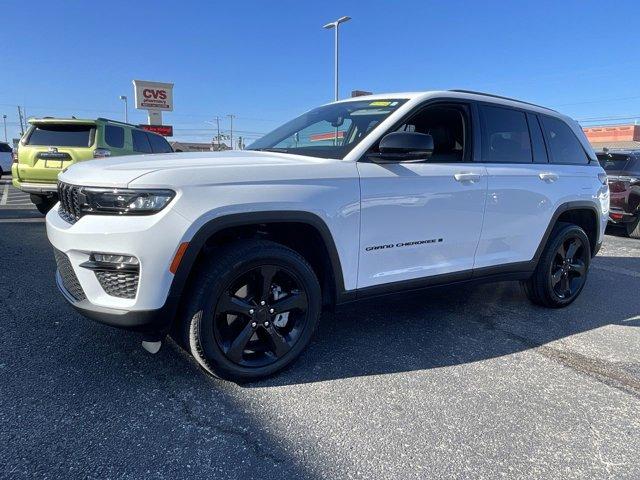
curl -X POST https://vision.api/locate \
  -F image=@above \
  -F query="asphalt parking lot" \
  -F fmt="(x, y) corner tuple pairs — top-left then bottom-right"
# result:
(1, 177), (639, 479)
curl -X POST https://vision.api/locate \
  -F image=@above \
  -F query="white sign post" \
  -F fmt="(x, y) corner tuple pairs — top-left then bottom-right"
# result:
(132, 80), (174, 126)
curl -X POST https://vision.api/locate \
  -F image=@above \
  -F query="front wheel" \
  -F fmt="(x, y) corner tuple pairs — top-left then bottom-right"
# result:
(522, 223), (591, 308)
(178, 239), (321, 382)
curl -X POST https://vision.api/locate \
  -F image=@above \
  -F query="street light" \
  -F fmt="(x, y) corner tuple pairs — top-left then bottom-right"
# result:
(119, 95), (128, 123)
(2, 115), (6, 142)
(323, 16), (351, 102)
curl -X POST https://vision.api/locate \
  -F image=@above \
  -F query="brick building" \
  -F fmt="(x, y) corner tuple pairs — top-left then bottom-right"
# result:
(582, 124), (640, 151)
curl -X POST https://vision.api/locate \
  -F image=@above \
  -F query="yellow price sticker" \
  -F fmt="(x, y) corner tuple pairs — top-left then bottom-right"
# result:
(369, 101), (391, 107)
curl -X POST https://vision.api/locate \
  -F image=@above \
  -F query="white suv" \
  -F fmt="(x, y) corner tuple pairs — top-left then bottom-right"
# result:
(46, 90), (610, 381)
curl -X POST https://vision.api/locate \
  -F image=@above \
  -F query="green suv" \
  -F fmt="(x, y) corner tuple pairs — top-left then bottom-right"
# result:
(12, 117), (173, 213)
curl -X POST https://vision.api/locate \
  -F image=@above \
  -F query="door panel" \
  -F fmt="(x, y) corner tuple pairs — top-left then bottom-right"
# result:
(474, 164), (594, 268)
(357, 162), (487, 288)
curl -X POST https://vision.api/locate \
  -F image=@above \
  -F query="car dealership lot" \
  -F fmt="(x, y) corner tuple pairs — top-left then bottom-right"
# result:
(0, 207), (639, 479)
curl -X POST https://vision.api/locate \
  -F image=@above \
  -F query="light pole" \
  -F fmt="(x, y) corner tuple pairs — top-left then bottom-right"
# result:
(323, 16), (351, 102)
(119, 95), (128, 123)
(2, 115), (6, 142)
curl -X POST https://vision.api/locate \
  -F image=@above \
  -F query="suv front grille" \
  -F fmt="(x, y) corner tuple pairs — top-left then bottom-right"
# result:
(57, 182), (82, 224)
(94, 270), (139, 299)
(53, 249), (86, 301)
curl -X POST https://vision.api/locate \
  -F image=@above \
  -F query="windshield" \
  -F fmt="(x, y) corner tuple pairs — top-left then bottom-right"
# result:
(247, 99), (407, 159)
(26, 124), (95, 147)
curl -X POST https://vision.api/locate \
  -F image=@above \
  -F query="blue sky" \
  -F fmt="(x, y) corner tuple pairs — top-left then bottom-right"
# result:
(2, 0), (640, 145)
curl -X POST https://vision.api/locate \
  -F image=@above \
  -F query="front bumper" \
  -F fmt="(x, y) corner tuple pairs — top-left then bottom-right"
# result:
(47, 203), (192, 333)
(55, 270), (172, 335)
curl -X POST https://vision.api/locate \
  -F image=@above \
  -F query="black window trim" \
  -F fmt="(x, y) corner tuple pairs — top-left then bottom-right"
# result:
(538, 113), (592, 166)
(359, 98), (476, 164)
(476, 101), (535, 165)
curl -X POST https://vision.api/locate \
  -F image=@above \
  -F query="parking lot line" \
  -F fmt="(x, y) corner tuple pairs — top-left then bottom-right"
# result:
(0, 182), (8, 205)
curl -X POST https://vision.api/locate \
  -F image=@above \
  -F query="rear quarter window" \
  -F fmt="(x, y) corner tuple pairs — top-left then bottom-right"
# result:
(104, 125), (125, 148)
(147, 132), (173, 153)
(132, 129), (152, 153)
(26, 124), (95, 147)
(541, 116), (589, 165)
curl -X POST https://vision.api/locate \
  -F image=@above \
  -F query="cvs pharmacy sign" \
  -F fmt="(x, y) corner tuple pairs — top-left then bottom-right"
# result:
(133, 80), (174, 111)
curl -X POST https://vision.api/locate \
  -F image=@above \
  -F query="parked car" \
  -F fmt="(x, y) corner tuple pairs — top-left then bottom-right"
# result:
(46, 90), (609, 381)
(12, 118), (173, 213)
(0, 141), (12, 177)
(597, 150), (640, 238)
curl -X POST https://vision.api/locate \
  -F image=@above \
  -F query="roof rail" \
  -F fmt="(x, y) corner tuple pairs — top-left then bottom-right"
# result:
(448, 90), (556, 112)
(97, 117), (138, 127)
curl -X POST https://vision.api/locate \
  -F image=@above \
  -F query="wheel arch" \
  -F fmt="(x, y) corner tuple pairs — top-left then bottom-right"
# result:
(163, 211), (347, 331)
(534, 201), (601, 262)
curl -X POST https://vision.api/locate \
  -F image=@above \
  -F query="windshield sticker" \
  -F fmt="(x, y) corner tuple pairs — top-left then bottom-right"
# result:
(369, 101), (392, 107)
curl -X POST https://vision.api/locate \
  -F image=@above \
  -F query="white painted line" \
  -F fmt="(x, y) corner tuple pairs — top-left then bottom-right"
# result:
(0, 183), (8, 205)
(0, 217), (45, 223)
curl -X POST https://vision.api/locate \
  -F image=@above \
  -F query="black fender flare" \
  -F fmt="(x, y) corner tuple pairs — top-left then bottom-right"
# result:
(162, 211), (348, 326)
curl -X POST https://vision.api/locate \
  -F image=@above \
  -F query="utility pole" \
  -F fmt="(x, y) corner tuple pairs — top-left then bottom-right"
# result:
(2, 115), (7, 142)
(214, 116), (221, 148)
(17, 106), (24, 135)
(227, 114), (235, 150)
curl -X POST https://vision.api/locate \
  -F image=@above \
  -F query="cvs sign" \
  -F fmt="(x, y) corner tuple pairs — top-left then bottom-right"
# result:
(133, 80), (174, 111)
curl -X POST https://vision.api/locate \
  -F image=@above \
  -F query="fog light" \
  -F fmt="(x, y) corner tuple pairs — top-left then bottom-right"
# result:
(91, 253), (139, 266)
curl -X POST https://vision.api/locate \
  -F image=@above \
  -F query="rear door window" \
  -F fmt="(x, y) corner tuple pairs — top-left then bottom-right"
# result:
(26, 124), (95, 147)
(104, 125), (125, 148)
(479, 105), (532, 163)
(541, 116), (589, 165)
(147, 133), (173, 153)
(132, 129), (152, 153)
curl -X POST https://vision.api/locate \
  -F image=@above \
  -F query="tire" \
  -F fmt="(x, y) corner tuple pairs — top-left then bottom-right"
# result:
(626, 216), (640, 239)
(522, 222), (591, 308)
(177, 239), (321, 382)
(31, 194), (56, 215)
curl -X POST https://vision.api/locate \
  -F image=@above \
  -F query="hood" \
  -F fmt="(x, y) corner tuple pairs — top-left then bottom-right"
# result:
(58, 150), (336, 187)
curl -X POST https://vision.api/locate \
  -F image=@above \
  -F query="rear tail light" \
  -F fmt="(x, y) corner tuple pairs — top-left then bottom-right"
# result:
(93, 148), (111, 158)
(611, 213), (623, 221)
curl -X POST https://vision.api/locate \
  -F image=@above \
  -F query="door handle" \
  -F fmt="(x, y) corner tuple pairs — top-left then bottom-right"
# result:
(539, 172), (559, 183)
(454, 172), (481, 183)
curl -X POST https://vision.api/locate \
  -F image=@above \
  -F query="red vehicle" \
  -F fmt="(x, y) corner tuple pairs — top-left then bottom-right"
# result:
(598, 150), (640, 238)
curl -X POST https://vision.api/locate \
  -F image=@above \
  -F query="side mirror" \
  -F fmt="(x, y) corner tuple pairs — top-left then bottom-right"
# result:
(369, 132), (434, 163)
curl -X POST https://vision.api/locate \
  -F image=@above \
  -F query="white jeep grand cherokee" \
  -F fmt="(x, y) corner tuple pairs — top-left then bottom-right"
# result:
(47, 90), (610, 381)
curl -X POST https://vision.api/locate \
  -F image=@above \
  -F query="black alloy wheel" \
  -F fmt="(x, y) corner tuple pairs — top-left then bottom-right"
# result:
(549, 235), (587, 300)
(213, 264), (309, 367)
(179, 239), (321, 382)
(522, 223), (591, 308)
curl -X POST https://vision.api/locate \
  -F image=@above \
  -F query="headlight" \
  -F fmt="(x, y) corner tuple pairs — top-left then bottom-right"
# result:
(80, 188), (175, 215)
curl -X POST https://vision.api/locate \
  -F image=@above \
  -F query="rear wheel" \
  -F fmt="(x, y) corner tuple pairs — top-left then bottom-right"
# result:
(626, 216), (640, 239)
(30, 194), (57, 215)
(178, 239), (321, 382)
(522, 223), (590, 308)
